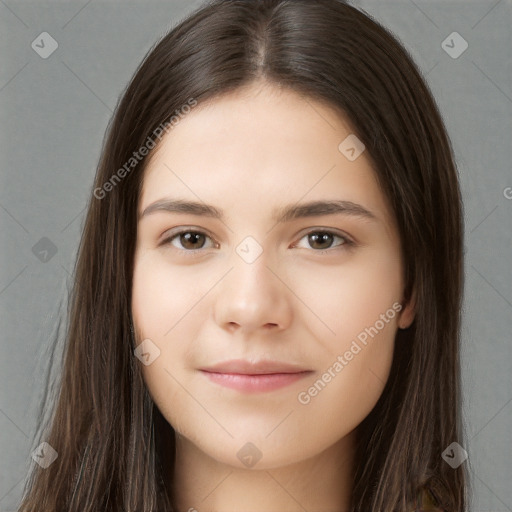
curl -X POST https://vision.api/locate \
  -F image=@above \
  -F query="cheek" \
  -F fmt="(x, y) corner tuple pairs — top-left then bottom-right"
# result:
(295, 320), (396, 447)
(289, 247), (403, 354)
(289, 250), (402, 440)
(131, 252), (214, 435)
(131, 250), (212, 339)
(132, 252), (180, 331)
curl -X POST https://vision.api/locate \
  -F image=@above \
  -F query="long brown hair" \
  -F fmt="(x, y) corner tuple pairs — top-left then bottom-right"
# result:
(17, 1), (466, 510)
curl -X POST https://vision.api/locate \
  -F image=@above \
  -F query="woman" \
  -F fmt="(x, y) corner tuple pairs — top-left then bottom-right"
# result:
(18, 0), (467, 510)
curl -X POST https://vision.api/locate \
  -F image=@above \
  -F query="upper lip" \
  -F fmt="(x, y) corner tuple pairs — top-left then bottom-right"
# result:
(199, 359), (312, 375)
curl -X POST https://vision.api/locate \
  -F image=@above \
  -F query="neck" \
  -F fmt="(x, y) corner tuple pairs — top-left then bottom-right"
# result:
(171, 431), (356, 512)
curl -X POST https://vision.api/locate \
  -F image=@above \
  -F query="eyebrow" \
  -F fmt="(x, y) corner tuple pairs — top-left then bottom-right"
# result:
(139, 198), (377, 223)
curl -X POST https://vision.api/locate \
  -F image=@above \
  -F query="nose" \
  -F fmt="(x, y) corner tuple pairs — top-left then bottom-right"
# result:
(213, 251), (293, 336)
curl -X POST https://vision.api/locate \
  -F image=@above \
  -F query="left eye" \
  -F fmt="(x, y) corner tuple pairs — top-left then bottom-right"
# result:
(294, 230), (353, 251)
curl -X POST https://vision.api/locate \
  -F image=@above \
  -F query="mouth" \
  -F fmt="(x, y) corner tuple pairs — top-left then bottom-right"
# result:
(198, 359), (314, 393)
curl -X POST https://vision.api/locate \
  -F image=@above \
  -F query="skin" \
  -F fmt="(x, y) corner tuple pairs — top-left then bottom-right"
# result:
(131, 79), (415, 512)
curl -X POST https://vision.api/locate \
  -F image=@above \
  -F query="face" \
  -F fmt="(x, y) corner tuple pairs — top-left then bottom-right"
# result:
(131, 80), (415, 470)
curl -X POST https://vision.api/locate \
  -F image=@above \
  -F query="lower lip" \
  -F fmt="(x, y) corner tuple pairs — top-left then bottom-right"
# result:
(200, 370), (312, 392)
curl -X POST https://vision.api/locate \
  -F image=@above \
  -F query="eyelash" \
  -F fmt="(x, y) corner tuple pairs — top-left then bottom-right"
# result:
(160, 228), (355, 257)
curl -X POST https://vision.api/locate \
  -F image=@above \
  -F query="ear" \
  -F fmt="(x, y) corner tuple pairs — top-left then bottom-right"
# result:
(397, 287), (416, 329)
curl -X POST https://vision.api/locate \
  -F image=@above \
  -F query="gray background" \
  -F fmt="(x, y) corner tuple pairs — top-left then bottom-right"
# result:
(0, 1), (511, 510)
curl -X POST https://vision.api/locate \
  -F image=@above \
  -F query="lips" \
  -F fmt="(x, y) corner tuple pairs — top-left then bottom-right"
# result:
(201, 358), (311, 375)
(199, 359), (313, 393)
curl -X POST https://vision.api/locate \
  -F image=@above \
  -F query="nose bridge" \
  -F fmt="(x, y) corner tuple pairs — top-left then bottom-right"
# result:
(229, 238), (278, 303)
(213, 236), (292, 332)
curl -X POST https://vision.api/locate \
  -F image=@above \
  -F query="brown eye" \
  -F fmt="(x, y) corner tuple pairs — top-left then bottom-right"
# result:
(295, 230), (353, 251)
(176, 231), (207, 250)
(161, 229), (216, 253)
(308, 232), (336, 250)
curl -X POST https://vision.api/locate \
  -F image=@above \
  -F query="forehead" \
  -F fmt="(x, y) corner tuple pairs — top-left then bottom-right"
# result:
(139, 82), (395, 233)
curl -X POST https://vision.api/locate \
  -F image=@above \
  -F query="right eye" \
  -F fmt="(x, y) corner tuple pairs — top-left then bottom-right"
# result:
(160, 228), (218, 255)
